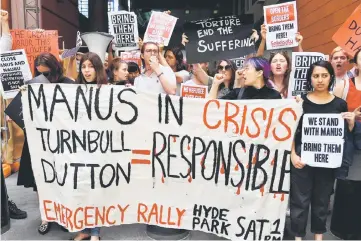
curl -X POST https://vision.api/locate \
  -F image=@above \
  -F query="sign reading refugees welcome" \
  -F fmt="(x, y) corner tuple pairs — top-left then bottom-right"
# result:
(22, 84), (302, 240)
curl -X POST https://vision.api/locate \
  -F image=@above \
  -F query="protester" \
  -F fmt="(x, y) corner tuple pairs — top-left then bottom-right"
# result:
(290, 60), (355, 241)
(127, 61), (140, 85)
(108, 58), (129, 85)
(134, 42), (176, 94)
(185, 62), (211, 86)
(71, 52), (107, 241)
(330, 49), (361, 240)
(209, 57), (281, 100)
(164, 46), (190, 95)
(0, 9), (27, 221)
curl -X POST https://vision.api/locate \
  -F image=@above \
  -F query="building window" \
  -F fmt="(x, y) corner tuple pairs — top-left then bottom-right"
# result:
(108, 0), (115, 12)
(78, 0), (89, 18)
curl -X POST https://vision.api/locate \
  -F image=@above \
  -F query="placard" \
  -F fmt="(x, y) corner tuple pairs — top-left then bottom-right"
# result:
(301, 114), (344, 168)
(10, 30), (59, 76)
(181, 84), (208, 98)
(0, 49), (32, 99)
(287, 52), (325, 98)
(231, 56), (247, 68)
(332, 3), (361, 57)
(120, 51), (142, 69)
(22, 84), (302, 240)
(108, 11), (139, 51)
(263, 1), (298, 50)
(184, 16), (255, 64)
(143, 11), (177, 46)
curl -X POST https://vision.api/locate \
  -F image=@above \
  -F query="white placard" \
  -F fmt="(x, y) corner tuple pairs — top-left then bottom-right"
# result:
(301, 114), (344, 168)
(22, 84), (303, 240)
(263, 1), (298, 50)
(181, 84), (208, 98)
(287, 52), (326, 98)
(143, 11), (177, 46)
(108, 11), (139, 51)
(0, 49), (32, 99)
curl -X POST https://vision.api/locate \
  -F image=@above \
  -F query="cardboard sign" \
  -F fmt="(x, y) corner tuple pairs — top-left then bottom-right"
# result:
(184, 16), (255, 64)
(10, 30), (59, 75)
(120, 51), (142, 69)
(332, 3), (361, 57)
(301, 114), (344, 168)
(22, 84), (302, 240)
(287, 52), (325, 98)
(108, 11), (139, 51)
(143, 11), (177, 46)
(181, 84), (208, 98)
(61, 46), (80, 59)
(0, 49), (32, 99)
(264, 2), (298, 50)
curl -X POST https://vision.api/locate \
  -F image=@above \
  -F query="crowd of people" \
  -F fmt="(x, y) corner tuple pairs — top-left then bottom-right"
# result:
(1, 7), (360, 241)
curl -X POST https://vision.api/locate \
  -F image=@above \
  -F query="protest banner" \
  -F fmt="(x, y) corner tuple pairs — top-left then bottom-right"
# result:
(181, 84), (208, 98)
(10, 30), (59, 75)
(0, 49), (32, 99)
(287, 52), (325, 98)
(231, 56), (247, 68)
(301, 114), (344, 168)
(120, 51), (142, 69)
(109, 11), (139, 51)
(184, 16), (255, 64)
(143, 11), (177, 46)
(263, 1), (298, 50)
(22, 84), (302, 240)
(332, 3), (361, 57)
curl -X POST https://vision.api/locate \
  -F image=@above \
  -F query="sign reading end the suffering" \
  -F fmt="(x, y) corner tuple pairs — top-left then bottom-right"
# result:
(184, 16), (255, 64)
(332, 3), (361, 57)
(288, 52), (325, 98)
(108, 11), (139, 51)
(0, 49), (32, 99)
(22, 84), (302, 240)
(263, 1), (298, 50)
(301, 114), (344, 168)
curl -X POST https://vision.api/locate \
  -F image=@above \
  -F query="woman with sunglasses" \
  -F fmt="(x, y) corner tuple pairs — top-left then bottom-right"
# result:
(17, 52), (75, 235)
(209, 57), (281, 100)
(71, 52), (107, 241)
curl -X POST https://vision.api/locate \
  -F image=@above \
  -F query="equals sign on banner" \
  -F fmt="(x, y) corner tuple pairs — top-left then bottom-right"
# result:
(131, 149), (151, 165)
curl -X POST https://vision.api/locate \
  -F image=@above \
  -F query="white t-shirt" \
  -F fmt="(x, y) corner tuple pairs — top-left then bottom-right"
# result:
(175, 70), (191, 96)
(334, 73), (350, 100)
(134, 65), (176, 94)
(0, 33), (12, 52)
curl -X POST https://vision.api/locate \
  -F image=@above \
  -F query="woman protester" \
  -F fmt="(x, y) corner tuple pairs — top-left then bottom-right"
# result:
(108, 58), (130, 85)
(71, 52), (107, 241)
(290, 60), (355, 241)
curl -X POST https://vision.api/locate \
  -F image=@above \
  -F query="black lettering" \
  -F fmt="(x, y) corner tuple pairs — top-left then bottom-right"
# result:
(28, 84), (48, 121)
(115, 88), (138, 125)
(49, 85), (74, 121)
(100, 164), (115, 188)
(74, 86), (93, 121)
(152, 132), (167, 179)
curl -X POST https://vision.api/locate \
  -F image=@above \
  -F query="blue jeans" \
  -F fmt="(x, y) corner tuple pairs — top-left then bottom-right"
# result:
(81, 227), (100, 237)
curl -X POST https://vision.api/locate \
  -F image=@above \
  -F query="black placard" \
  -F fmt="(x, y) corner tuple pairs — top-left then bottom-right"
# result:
(184, 16), (256, 64)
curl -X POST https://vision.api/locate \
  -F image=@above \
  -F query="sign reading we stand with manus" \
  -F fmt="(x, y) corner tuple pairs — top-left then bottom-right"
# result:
(22, 84), (302, 240)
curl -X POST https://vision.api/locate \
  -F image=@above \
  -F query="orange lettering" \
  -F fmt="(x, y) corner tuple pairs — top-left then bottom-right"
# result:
(167, 207), (176, 225)
(53, 202), (62, 221)
(159, 205), (167, 225)
(203, 100), (221, 129)
(273, 108), (297, 141)
(43, 200), (56, 221)
(224, 102), (240, 133)
(84, 206), (94, 226)
(148, 204), (159, 224)
(239, 105), (248, 135)
(176, 208), (186, 227)
(264, 108), (274, 138)
(95, 207), (106, 226)
(106, 206), (116, 225)
(137, 203), (148, 223)
(246, 108), (267, 138)
(74, 207), (84, 230)
(117, 204), (129, 223)
(65, 206), (73, 230)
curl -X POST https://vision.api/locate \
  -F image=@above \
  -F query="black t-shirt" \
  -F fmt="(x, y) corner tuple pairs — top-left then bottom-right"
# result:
(294, 95), (348, 156)
(220, 86), (282, 100)
(58, 76), (75, 84)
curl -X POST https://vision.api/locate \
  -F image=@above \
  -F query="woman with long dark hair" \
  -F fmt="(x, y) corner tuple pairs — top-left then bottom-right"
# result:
(290, 60), (355, 241)
(108, 58), (129, 85)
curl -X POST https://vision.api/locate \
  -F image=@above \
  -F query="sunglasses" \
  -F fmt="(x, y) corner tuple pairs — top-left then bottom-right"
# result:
(217, 65), (232, 71)
(39, 71), (51, 77)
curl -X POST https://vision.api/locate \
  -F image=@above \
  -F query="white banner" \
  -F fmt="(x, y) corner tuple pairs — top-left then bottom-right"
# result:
(287, 52), (326, 98)
(108, 11), (139, 51)
(22, 84), (302, 240)
(264, 1), (298, 50)
(301, 114), (344, 168)
(0, 49), (32, 99)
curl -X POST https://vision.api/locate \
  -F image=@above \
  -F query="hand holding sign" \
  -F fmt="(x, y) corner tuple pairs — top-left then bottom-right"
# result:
(261, 24), (267, 40)
(295, 32), (303, 44)
(341, 112), (356, 131)
(1, 9), (9, 22)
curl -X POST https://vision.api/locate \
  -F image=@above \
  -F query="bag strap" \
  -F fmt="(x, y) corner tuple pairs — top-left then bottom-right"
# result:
(237, 87), (245, 99)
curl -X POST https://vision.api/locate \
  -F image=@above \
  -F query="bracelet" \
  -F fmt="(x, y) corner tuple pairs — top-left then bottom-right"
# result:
(157, 72), (164, 78)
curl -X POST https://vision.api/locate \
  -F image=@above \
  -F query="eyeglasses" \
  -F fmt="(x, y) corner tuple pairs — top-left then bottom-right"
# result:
(145, 49), (159, 54)
(217, 65), (232, 71)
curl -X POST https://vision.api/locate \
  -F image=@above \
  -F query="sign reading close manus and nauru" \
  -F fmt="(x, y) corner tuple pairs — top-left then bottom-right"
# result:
(184, 16), (256, 64)
(108, 11), (139, 51)
(22, 84), (302, 240)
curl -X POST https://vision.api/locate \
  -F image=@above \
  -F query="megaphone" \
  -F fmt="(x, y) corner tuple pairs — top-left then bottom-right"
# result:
(80, 32), (114, 63)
